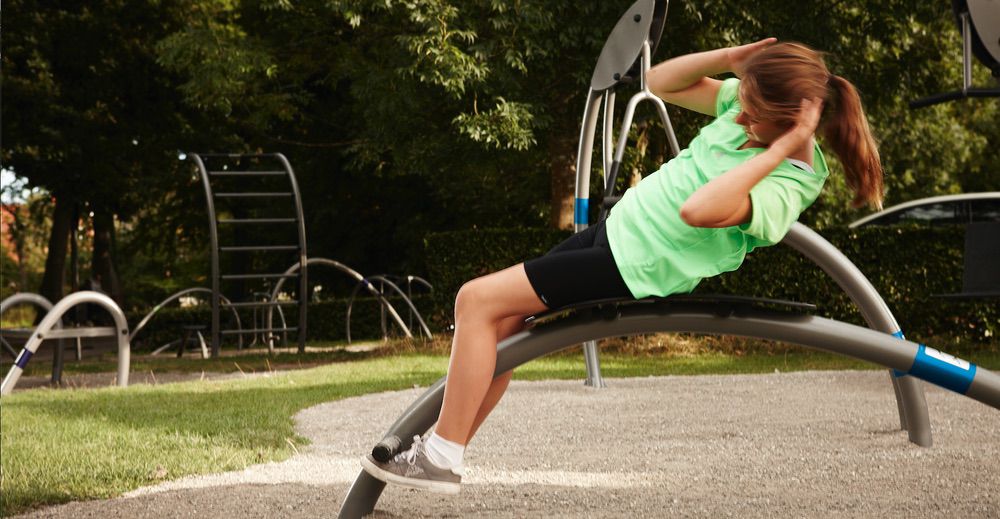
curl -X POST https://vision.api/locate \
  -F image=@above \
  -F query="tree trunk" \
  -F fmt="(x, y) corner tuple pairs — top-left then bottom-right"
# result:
(548, 135), (577, 230)
(90, 208), (124, 305)
(38, 194), (74, 305)
(4, 204), (30, 290)
(70, 202), (79, 293)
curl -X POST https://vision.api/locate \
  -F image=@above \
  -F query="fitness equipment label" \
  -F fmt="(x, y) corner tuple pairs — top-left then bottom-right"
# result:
(909, 344), (977, 394)
(923, 346), (971, 370)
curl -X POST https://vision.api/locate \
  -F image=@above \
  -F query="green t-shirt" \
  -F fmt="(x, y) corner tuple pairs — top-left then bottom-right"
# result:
(605, 77), (829, 298)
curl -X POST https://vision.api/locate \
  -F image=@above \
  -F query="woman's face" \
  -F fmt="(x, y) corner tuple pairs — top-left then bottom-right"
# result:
(734, 102), (790, 145)
(736, 88), (792, 145)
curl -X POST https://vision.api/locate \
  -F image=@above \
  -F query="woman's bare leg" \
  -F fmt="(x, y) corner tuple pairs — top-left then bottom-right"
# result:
(463, 314), (528, 443)
(433, 264), (546, 445)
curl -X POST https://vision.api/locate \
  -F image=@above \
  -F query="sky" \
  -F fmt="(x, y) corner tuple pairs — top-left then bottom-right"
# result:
(1, 168), (33, 204)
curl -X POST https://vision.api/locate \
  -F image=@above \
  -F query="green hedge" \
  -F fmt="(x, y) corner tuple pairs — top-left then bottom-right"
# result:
(124, 225), (997, 349)
(423, 225), (997, 346)
(421, 227), (572, 327)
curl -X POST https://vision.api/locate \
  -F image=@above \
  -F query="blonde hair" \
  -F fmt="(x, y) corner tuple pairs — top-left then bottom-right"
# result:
(740, 42), (884, 209)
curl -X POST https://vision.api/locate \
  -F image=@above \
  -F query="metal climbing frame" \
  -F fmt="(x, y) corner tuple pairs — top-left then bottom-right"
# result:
(265, 258), (433, 349)
(129, 287), (245, 352)
(345, 275), (433, 344)
(192, 153), (308, 356)
(1, 291), (131, 395)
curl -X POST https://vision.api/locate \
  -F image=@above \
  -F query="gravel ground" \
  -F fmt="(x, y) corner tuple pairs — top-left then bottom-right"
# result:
(13, 370), (1000, 518)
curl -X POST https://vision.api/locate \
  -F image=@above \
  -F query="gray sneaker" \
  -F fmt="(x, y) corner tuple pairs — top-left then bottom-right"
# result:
(360, 435), (463, 494)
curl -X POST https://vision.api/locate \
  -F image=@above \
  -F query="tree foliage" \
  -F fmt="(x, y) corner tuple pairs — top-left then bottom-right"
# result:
(3, 0), (997, 307)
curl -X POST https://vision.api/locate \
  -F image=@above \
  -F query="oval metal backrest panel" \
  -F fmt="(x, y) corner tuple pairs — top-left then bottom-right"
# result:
(960, 0), (1000, 75)
(590, 0), (656, 91)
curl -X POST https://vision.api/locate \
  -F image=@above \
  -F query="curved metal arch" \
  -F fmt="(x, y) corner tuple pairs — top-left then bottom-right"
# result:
(371, 274), (434, 294)
(406, 276), (433, 292)
(130, 287), (244, 350)
(0, 293), (55, 315)
(344, 277), (412, 344)
(0, 293), (57, 358)
(396, 275), (433, 334)
(1, 292), (78, 383)
(266, 258), (414, 347)
(345, 276), (433, 344)
(337, 300), (1000, 518)
(1, 291), (131, 395)
(782, 223), (930, 444)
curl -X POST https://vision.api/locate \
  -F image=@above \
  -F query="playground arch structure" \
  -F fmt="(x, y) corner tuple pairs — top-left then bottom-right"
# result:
(192, 152), (433, 356)
(1, 291), (131, 396)
(338, 0), (1000, 516)
(264, 258), (433, 350)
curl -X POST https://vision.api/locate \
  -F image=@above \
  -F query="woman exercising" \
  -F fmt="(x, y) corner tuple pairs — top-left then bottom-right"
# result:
(362, 40), (884, 493)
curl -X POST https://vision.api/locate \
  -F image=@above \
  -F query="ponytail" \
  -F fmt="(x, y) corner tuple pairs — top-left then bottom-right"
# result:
(821, 75), (884, 209)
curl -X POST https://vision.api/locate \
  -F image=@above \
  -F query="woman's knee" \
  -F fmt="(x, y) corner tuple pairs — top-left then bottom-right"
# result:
(454, 278), (490, 321)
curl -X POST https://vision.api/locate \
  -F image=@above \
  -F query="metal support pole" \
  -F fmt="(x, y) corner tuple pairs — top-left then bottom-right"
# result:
(962, 12), (972, 93)
(783, 224), (931, 446)
(574, 88), (606, 388)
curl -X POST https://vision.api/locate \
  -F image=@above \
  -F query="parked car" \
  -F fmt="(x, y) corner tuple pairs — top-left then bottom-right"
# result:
(848, 192), (1000, 228)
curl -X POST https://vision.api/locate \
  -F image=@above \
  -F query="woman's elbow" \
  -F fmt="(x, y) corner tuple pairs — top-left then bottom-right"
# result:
(680, 203), (734, 228)
(679, 203), (709, 227)
(681, 197), (752, 228)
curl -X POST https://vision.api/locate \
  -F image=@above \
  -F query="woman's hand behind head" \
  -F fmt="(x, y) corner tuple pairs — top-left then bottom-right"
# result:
(772, 97), (823, 157)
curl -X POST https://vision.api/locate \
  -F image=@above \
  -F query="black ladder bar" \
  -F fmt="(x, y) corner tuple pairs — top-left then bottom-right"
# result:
(220, 300), (299, 308)
(220, 273), (300, 280)
(217, 218), (297, 224)
(209, 170), (287, 176)
(221, 327), (299, 335)
(215, 192), (294, 198)
(219, 245), (299, 252)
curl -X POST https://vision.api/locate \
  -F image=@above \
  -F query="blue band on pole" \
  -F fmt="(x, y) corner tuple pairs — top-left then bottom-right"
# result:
(574, 198), (589, 225)
(14, 349), (33, 369)
(891, 330), (908, 377)
(908, 344), (977, 394)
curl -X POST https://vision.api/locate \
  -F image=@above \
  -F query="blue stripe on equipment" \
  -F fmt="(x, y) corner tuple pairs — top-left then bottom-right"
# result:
(908, 344), (977, 394)
(891, 331), (908, 378)
(14, 349), (33, 369)
(574, 198), (589, 225)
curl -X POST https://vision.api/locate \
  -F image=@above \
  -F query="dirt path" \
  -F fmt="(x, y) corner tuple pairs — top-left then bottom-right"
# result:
(14, 370), (1000, 518)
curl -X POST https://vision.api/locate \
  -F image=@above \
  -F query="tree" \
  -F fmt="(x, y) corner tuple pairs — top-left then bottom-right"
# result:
(2, 0), (213, 305)
(8, 0), (995, 310)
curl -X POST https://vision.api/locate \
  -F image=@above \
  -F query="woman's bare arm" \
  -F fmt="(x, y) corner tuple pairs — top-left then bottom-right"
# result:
(645, 38), (776, 116)
(680, 98), (823, 228)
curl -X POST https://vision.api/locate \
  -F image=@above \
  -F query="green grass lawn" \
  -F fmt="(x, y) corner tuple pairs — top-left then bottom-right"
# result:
(2, 345), (998, 516)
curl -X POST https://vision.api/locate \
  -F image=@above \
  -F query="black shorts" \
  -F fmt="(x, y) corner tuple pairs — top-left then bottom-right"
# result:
(523, 220), (634, 310)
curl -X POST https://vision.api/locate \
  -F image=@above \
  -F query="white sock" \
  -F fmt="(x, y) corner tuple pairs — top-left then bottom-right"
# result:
(424, 432), (465, 470)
